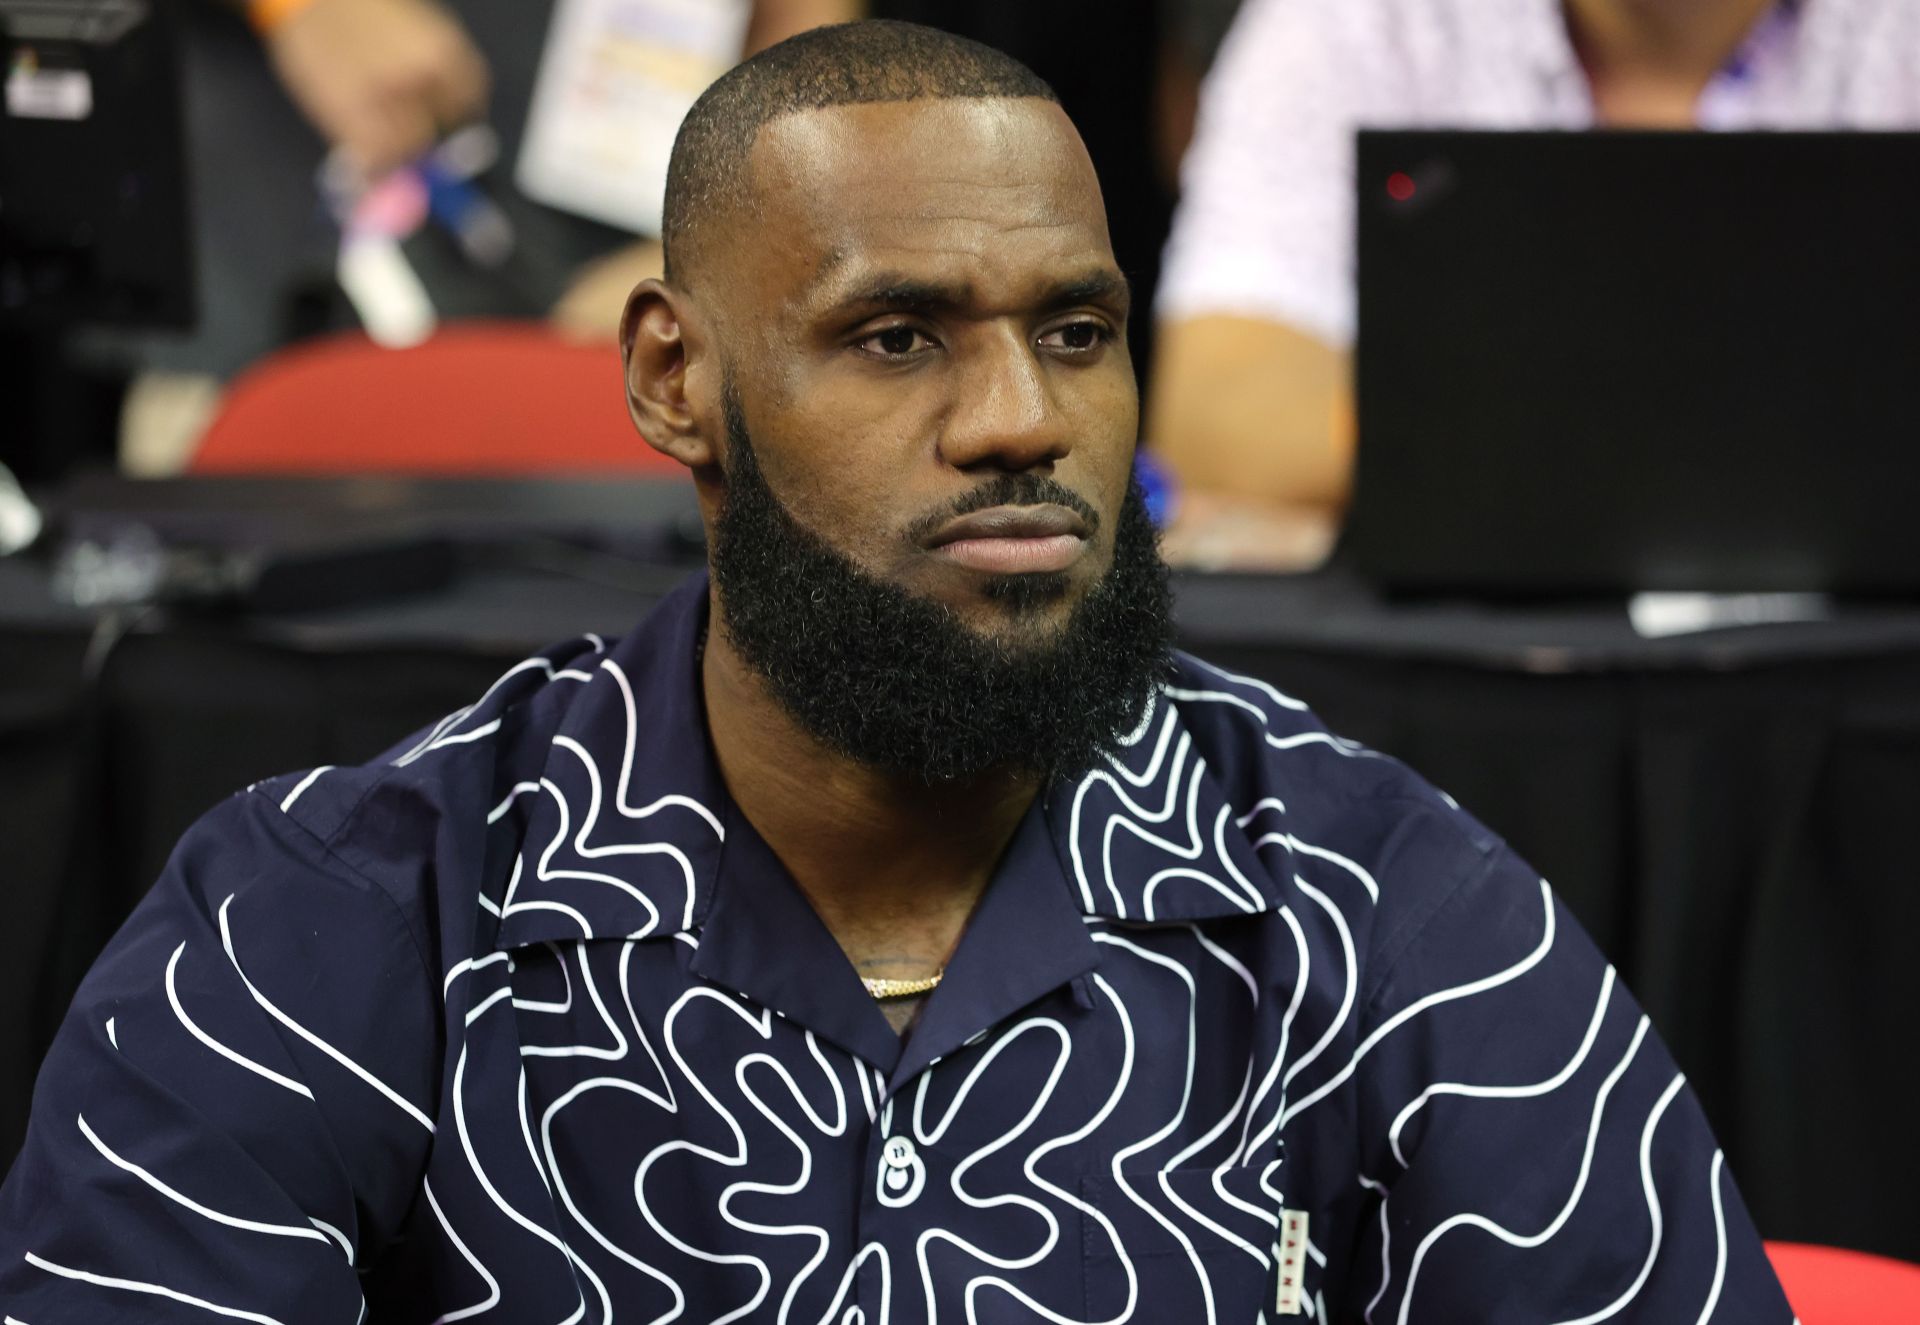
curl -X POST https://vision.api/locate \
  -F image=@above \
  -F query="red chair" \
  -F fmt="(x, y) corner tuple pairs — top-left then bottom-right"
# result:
(1768, 1242), (1920, 1324)
(191, 322), (687, 477)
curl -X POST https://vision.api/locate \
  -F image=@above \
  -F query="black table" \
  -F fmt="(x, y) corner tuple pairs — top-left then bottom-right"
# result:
(4, 476), (1917, 1261)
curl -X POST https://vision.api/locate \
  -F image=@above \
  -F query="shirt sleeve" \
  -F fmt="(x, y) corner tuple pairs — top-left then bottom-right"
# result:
(1155, 0), (1387, 345)
(1343, 841), (1793, 1323)
(0, 787), (443, 1322)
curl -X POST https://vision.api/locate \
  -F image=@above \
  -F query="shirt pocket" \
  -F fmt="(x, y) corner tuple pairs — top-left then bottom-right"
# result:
(1080, 1162), (1300, 1322)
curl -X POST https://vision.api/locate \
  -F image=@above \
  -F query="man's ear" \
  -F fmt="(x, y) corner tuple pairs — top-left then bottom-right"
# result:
(620, 279), (717, 470)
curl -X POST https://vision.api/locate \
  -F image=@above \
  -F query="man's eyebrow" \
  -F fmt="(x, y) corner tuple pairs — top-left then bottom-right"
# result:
(816, 268), (1132, 317)
(1042, 270), (1132, 315)
(821, 274), (974, 314)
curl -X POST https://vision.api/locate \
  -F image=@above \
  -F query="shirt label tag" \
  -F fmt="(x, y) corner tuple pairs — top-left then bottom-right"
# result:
(1274, 1208), (1310, 1315)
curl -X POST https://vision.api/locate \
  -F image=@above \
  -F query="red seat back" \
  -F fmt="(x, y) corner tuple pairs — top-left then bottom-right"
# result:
(192, 322), (687, 477)
(1768, 1241), (1920, 1324)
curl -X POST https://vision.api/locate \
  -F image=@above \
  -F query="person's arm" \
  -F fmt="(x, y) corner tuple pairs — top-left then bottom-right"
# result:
(247, 0), (490, 177)
(1150, 0), (1373, 532)
(1324, 839), (1793, 1321)
(1150, 316), (1352, 511)
(551, 238), (665, 341)
(0, 789), (441, 1318)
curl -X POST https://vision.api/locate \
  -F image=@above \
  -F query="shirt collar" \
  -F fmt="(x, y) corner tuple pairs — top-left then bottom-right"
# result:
(1045, 681), (1289, 925)
(491, 573), (1284, 1069)
(691, 796), (1102, 1083)
(493, 572), (728, 951)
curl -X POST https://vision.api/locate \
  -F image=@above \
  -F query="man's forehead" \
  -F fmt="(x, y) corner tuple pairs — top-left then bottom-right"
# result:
(741, 98), (1113, 304)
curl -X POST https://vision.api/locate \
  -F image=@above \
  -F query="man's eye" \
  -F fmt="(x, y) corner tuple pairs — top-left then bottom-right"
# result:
(1040, 321), (1111, 352)
(859, 326), (933, 357)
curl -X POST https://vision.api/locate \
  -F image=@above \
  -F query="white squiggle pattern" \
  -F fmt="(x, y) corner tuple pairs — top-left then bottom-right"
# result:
(422, 1178), (501, 1324)
(1388, 967), (1616, 1168)
(76, 1115), (343, 1259)
(1695, 1152), (1729, 1325)
(166, 943), (313, 1100)
(1279, 880), (1558, 1131)
(1394, 1018), (1654, 1325)
(278, 766), (334, 813)
(1548, 1073), (1688, 1325)
(22, 1252), (287, 1325)
(217, 894), (435, 1133)
(393, 642), (604, 769)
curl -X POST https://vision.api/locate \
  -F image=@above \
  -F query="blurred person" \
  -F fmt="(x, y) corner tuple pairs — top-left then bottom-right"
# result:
(1, 21), (1794, 1322)
(104, 0), (861, 477)
(103, 0), (854, 477)
(240, 0), (854, 338)
(1150, 0), (1920, 568)
(540, 0), (866, 338)
(246, 0), (852, 179)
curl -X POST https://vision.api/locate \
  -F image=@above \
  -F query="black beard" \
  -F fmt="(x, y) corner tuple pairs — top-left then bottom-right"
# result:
(708, 378), (1174, 785)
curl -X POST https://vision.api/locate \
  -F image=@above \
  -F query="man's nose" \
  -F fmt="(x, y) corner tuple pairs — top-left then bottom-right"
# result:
(937, 327), (1073, 474)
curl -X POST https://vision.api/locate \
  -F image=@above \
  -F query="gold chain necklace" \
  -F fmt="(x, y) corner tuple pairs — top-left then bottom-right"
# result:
(861, 970), (943, 1000)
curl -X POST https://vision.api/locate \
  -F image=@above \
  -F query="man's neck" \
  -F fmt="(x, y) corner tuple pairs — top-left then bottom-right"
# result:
(700, 607), (1040, 1020)
(1564, 0), (1776, 125)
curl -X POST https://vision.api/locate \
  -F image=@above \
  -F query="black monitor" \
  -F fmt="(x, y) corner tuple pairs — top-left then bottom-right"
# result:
(1347, 130), (1920, 597)
(1, 0), (193, 329)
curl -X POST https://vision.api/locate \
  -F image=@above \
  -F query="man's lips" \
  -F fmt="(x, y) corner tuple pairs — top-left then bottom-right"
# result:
(922, 503), (1091, 574)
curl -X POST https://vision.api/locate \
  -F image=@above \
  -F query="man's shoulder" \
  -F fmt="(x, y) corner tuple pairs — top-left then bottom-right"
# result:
(258, 632), (614, 840)
(234, 631), (623, 929)
(224, 568), (718, 958)
(1155, 650), (1549, 1015)
(1162, 649), (1502, 886)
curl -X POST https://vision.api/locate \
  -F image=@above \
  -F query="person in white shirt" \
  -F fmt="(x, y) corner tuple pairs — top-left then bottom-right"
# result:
(1149, 0), (1920, 568)
(214, 0), (854, 340)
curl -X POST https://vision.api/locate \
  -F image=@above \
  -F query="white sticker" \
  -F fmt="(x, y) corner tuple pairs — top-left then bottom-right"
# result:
(515, 0), (751, 234)
(7, 65), (93, 121)
(1274, 1208), (1310, 1315)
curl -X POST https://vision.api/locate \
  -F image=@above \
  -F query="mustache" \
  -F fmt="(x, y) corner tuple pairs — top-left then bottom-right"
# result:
(902, 474), (1103, 546)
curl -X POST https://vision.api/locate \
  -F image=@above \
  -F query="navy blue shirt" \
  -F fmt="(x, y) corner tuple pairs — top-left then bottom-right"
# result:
(1, 573), (1791, 1322)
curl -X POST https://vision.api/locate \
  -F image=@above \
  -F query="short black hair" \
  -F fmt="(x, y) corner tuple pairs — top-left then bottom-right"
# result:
(662, 20), (1059, 283)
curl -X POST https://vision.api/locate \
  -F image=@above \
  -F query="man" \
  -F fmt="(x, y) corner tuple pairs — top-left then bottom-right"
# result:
(1150, 0), (1920, 566)
(0, 21), (1792, 1322)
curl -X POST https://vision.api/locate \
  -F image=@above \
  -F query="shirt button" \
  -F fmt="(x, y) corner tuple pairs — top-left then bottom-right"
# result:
(883, 1135), (916, 1169)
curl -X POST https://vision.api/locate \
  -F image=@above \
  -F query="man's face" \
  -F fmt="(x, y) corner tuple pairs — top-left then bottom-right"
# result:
(707, 96), (1139, 645)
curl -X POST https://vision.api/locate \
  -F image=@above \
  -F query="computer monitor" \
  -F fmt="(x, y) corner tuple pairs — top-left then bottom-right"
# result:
(1, 0), (193, 329)
(1347, 130), (1920, 596)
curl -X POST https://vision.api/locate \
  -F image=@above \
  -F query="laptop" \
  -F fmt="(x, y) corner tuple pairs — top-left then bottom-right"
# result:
(1345, 130), (1920, 596)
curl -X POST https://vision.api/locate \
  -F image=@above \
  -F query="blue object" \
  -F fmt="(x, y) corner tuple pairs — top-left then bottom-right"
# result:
(419, 158), (485, 232)
(1134, 449), (1176, 527)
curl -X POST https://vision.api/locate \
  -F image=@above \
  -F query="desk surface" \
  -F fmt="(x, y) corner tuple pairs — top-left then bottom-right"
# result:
(10, 474), (1920, 671)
